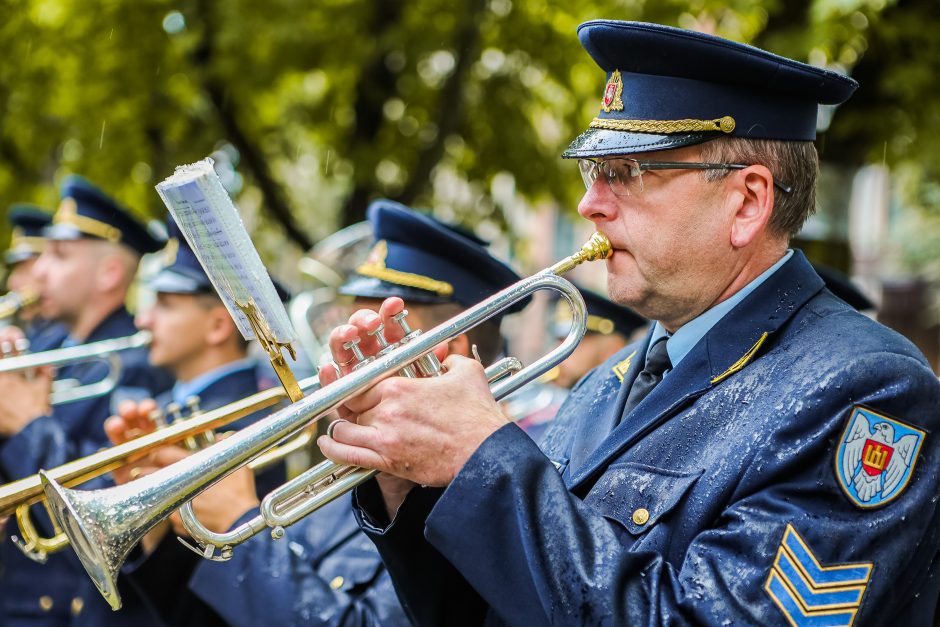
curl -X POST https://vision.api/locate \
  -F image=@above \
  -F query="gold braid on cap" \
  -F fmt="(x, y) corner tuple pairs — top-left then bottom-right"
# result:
(54, 198), (122, 243)
(9, 228), (45, 253)
(355, 240), (454, 297)
(589, 115), (736, 134)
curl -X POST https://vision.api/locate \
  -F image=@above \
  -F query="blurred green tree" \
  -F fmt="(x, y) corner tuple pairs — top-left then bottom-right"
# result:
(0, 0), (937, 267)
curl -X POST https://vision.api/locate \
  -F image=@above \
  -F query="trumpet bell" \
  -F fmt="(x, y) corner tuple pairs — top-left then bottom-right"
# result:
(41, 471), (128, 609)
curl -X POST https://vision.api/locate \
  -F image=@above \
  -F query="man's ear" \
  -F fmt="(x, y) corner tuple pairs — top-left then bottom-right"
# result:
(729, 165), (775, 249)
(94, 253), (125, 293)
(205, 305), (238, 347)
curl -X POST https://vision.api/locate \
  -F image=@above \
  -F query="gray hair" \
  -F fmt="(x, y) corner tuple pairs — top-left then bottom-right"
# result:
(699, 137), (819, 239)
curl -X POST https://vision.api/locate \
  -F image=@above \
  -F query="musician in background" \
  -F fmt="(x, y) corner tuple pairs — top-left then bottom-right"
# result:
(104, 199), (527, 627)
(63, 217), (292, 626)
(1, 206), (66, 349)
(0, 176), (171, 627)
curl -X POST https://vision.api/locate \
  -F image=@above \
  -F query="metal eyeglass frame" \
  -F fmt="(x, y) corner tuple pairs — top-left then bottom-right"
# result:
(579, 158), (793, 196)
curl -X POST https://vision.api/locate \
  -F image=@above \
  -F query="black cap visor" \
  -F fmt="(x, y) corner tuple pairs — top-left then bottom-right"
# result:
(562, 128), (716, 159)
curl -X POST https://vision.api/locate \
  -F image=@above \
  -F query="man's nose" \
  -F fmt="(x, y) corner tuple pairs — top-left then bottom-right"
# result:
(135, 307), (154, 330)
(577, 177), (618, 224)
(31, 253), (49, 281)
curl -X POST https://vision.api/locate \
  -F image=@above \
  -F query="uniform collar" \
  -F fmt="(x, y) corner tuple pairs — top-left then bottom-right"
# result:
(82, 306), (138, 344)
(568, 250), (825, 490)
(650, 249), (794, 371)
(171, 358), (256, 407)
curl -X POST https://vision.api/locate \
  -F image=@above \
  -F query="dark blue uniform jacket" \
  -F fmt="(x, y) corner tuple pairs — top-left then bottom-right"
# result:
(193, 494), (408, 627)
(355, 251), (940, 626)
(0, 307), (172, 627)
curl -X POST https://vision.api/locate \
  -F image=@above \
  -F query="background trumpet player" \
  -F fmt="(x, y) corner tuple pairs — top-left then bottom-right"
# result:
(0, 176), (171, 627)
(1, 205), (65, 348)
(104, 200), (528, 627)
(57, 216), (295, 626)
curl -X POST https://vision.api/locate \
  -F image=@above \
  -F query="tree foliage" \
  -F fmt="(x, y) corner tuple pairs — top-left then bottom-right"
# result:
(1, 0), (938, 266)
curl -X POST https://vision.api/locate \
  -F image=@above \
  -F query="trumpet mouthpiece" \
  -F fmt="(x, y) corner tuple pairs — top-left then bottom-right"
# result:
(550, 232), (612, 275)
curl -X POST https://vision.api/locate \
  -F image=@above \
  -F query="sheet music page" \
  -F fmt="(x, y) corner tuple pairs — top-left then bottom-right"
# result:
(155, 158), (296, 344)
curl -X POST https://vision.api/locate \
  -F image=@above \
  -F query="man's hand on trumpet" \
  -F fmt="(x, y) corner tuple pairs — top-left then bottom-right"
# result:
(317, 297), (510, 517)
(104, 400), (259, 552)
(0, 325), (52, 436)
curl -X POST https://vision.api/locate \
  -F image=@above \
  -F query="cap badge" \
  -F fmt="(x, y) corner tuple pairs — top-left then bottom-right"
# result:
(57, 197), (78, 218)
(602, 70), (624, 113)
(163, 237), (180, 267)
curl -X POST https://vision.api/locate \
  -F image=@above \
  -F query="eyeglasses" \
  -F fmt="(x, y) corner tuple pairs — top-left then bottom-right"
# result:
(578, 158), (793, 197)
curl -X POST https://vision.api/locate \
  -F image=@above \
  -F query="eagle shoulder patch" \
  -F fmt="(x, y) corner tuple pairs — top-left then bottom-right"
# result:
(835, 406), (925, 508)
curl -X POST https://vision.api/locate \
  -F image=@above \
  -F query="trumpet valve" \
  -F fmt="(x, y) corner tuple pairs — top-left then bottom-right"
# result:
(166, 402), (199, 451)
(342, 338), (374, 371)
(166, 402), (184, 423)
(368, 323), (391, 349)
(185, 395), (202, 417)
(392, 310), (413, 335)
(370, 324), (417, 378)
(396, 328), (444, 378)
(147, 408), (168, 429)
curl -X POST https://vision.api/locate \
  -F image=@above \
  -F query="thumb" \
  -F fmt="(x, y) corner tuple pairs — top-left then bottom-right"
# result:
(35, 365), (54, 383)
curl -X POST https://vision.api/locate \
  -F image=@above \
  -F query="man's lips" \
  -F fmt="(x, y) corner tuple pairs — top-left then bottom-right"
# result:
(596, 232), (627, 253)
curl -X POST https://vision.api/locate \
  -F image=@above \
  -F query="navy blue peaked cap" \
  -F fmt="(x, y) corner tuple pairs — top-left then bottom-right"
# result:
(46, 175), (165, 255)
(5, 204), (52, 265)
(149, 219), (214, 295)
(340, 199), (529, 314)
(152, 218), (291, 302)
(553, 283), (647, 338)
(563, 21), (859, 158)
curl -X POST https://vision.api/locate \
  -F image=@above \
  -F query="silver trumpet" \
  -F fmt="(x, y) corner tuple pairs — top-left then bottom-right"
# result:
(39, 233), (611, 610)
(0, 330), (152, 405)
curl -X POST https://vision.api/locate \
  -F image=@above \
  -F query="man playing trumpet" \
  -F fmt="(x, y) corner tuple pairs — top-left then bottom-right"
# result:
(64, 218), (293, 627)
(0, 177), (171, 626)
(318, 21), (940, 626)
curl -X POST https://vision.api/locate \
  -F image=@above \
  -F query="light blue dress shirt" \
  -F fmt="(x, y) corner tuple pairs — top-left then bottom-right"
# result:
(170, 357), (256, 406)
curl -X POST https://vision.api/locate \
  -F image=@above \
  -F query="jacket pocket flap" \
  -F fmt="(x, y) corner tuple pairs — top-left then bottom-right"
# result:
(583, 462), (703, 535)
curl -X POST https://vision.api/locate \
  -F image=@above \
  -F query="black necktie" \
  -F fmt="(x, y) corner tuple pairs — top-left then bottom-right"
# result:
(621, 336), (672, 420)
